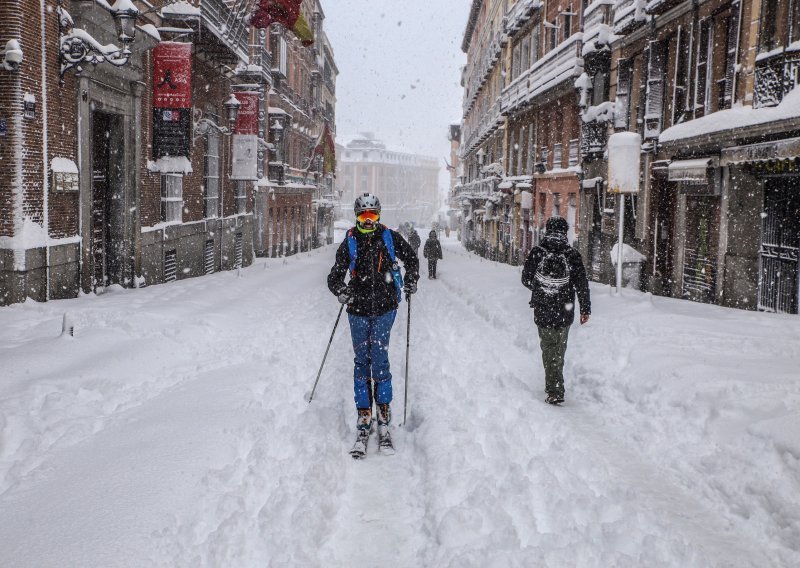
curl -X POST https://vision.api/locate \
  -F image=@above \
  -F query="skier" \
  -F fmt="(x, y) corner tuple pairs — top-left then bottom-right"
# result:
(328, 193), (419, 458)
(521, 216), (591, 405)
(408, 226), (421, 253)
(422, 230), (443, 279)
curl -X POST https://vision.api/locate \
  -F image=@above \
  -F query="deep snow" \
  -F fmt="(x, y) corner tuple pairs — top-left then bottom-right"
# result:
(1, 233), (799, 567)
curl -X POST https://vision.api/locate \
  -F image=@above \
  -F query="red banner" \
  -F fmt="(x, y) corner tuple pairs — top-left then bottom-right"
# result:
(153, 42), (192, 109)
(234, 92), (260, 135)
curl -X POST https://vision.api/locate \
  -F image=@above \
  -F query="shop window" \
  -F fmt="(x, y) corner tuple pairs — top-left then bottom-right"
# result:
(161, 174), (182, 223)
(204, 128), (220, 218)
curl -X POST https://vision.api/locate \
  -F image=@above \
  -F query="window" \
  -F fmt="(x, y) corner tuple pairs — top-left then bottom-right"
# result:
(672, 25), (689, 125)
(721, 6), (741, 110)
(520, 36), (530, 72)
(526, 126), (535, 172)
(204, 129), (220, 218)
(644, 41), (666, 139)
(793, 0), (800, 43)
(568, 139), (579, 167)
(236, 181), (247, 214)
(161, 174), (182, 223)
(615, 59), (632, 130)
(562, 10), (573, 42)
(553, 193), (562, 217)
(512, 42), (521, 80)
(530, 25), (540, 66)
(759, 0), (779, 52)
(549, 22), (558, 50)
(553, 143), (563, 168)
(694, 18), (714, 117)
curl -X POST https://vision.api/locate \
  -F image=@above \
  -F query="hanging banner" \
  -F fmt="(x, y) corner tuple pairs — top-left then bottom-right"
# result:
(153, 42), (192, 109)
(231, 91), (260, 180)
(152, 42), (192, 159)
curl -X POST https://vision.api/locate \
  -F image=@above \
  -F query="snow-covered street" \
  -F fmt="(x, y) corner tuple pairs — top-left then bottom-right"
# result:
(1, 234), (799, 567)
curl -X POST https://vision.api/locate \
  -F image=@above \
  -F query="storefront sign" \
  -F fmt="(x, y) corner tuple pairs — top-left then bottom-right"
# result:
(231, 135), (259, 180)
(233, 92), (259, 135)
(721, 137), (800, 166)
(153, 43), (192, 159)
(608, 132), (641, 193)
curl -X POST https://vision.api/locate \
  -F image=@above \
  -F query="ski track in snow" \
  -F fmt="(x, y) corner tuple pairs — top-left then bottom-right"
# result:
(0, 238), (799, 567)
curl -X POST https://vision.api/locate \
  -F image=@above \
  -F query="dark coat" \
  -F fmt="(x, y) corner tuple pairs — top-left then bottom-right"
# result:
(521, 236), (591, 328)
(328, 224), (419, 317)
(409, 230), (421, 251)
(423, 238), (443, 260)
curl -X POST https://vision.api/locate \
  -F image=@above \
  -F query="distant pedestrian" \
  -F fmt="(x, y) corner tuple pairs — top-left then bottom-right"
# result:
(521, 217), (591, 405)
(445, 226), (451, 238)
(423, 230), (443, 279)
(328, 193), (419, 457)
(408, 227), (421, 252)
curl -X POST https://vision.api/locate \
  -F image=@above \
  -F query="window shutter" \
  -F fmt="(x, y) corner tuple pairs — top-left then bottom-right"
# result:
(671, 26), (686, 125)
(644, 41), (666, 139)
(614, 59), (631, 130)
(723, 1), (741, 107)
(694, 19), (713, 118)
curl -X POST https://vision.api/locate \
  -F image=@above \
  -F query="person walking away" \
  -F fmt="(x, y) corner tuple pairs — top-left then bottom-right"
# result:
(521, 216), (591, 405)
(328, 193), (419, 457)
(423, 230), (443, 279)
(408, 227), (421, 253)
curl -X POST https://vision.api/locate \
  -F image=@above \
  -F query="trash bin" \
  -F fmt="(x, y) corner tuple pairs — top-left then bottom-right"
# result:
(610, 243), (646, 289)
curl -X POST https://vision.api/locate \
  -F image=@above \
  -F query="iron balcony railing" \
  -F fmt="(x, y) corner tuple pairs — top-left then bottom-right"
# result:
(754, 48), (800, 108)
(201, 0), (253, 62)
(500, 33), (583, 118)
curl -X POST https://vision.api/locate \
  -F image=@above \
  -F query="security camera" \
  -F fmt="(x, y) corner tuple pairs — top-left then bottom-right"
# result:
(2, 39), (23, 72)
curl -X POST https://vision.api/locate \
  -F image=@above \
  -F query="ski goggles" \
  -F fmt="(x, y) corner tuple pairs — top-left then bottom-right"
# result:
(356, 210), (380, 224)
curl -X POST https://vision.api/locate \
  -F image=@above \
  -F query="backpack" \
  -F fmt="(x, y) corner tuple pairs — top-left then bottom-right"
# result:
(534, 249), (570, 296)
(347, 225), (404, 303)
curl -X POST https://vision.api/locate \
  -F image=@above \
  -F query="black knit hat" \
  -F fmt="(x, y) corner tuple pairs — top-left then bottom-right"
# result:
(545, 216), (569, 235)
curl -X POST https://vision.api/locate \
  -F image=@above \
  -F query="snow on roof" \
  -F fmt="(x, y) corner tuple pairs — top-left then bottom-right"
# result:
(51, 157), (78, 174)
(660, 88), (800, 144)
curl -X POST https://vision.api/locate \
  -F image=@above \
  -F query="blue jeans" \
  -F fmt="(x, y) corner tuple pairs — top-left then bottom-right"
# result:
(348, 310), (397, 409)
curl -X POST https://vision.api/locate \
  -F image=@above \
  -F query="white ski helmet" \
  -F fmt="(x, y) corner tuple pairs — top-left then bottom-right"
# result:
(354, 193), (381, 214)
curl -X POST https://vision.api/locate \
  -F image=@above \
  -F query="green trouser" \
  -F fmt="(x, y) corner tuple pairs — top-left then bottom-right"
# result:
(537, 326), (570, 397)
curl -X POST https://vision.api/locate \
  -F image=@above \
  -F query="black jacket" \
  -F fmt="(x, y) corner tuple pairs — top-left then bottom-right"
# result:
(328, 225), (419, 317)
(521, 236), (591, 328)
(423, 238), (442, 260)
(409, 230), (421, 250)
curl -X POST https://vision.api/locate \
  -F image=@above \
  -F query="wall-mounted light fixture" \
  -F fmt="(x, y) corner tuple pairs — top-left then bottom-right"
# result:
(57, 0), (140, 83)
(192, 94), (241, 140)
(0, 39), (23, 72)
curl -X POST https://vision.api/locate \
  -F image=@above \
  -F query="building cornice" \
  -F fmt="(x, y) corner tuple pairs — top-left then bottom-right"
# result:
(462, 0), (485, 53)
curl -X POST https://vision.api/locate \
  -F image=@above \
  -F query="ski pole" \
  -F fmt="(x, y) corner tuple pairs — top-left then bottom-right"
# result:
(307, 304), (344, 403)
(403, 295), (411, 425)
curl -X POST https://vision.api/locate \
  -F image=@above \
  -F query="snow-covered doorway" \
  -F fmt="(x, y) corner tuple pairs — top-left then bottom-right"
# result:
(759, 176), (800, 314)
(90, 111), (124, 291)
(651, 179), (677, 296)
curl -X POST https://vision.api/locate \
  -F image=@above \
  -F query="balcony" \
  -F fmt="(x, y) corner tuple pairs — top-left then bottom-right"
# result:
(613, 0), (646, 34)
(582, 2), (616, 58)
(462, 98), (503, 157)
(500, 33), (583, 117)
(754, 47), (800, 108)
(162, 0), (252, 63)
(504, 0), (542, 37)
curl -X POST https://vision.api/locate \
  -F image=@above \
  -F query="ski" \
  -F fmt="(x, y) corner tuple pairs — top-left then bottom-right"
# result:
(350, 429), (370, 459)
(377, 424), (395, 455)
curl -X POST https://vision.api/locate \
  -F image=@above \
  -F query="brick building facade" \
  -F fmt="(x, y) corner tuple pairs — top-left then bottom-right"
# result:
(0, 0), (338, 306)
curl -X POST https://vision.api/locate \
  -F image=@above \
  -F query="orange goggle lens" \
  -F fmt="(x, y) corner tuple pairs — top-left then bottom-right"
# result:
(357, 210), (380, 223)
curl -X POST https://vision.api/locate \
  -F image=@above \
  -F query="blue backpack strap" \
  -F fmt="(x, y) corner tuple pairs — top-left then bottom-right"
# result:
(381, 226), (404, 302)
(346, 229), (357, 278)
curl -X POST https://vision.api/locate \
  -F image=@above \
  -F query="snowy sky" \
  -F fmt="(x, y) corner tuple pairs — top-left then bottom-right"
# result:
(324, 1), (468, 164)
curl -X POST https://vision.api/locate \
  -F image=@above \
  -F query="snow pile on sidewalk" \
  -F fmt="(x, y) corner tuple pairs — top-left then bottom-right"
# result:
(0, 238), (798, 567)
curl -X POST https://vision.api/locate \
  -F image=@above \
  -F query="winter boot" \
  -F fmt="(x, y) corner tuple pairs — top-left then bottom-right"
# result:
(350, 408), (373, 459)
(545, 393), (564, 405)
(376, 403), (395, 455)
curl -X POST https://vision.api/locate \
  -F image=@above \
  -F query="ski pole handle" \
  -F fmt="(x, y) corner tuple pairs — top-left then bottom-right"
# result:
(308, 304), (344, 403)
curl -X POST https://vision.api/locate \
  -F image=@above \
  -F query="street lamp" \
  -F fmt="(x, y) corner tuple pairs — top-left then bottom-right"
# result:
(57, 0), (141, 82)
(192, 94), (241, 141)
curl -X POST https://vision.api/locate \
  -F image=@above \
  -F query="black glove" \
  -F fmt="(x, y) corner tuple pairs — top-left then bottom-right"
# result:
(337, 285), (353, 304)
(403, 280), (417, 296)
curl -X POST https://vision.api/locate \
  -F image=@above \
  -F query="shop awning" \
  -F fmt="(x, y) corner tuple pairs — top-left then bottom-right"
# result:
(721, 137), (800, 166)
(667, 157), (719, 183)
